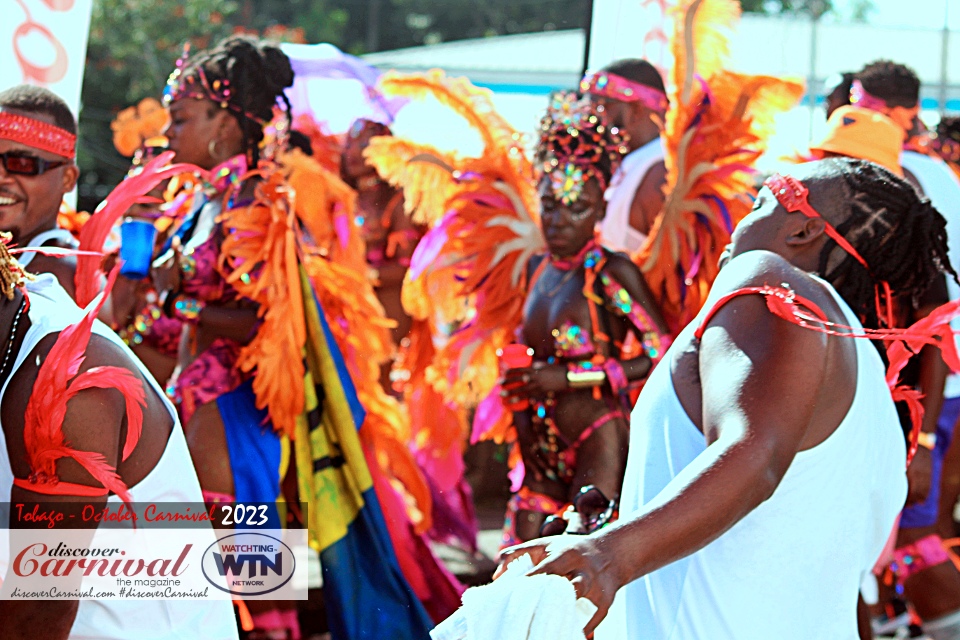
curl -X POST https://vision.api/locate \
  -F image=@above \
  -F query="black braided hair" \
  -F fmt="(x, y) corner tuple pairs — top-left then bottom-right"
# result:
(936, 116), (960, 165)
(0, 84), (76, 135)
(856, 60), (920, 109)
(814, 157), (955, 331)
(180, 35), (294, 165)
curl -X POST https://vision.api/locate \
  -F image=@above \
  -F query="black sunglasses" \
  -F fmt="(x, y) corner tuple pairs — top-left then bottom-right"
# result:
(0, 152), (68, 176)
(539, 485), (617, 537)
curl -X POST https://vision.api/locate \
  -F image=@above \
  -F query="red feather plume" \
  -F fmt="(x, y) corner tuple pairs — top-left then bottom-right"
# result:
(75, 151), (201, 307)
(18, 268), (146, 507)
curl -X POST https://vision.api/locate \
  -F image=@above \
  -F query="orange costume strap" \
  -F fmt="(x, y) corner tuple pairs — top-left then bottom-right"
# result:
(695, 283), (960, 466)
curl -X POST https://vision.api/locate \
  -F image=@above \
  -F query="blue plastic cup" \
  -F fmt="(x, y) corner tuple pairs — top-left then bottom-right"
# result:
(119, 218), (158, 280)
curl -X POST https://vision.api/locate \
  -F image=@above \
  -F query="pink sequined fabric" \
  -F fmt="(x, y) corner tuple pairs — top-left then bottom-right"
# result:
(174, 337), (243, 425)
(141, 314), (182, 358)
(181, 234), (232, 302)
(173, 229), (244, 424)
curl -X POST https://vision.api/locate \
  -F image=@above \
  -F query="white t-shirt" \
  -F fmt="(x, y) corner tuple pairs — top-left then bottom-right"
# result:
(902, 151), (960, 399)
(597, 275), (906, 640)
(599, 138), (664, 254)
(0, 276), (238, 640)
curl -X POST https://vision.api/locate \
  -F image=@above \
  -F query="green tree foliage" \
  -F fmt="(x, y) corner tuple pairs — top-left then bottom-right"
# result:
(739, 0), (832, 15)
(79, 0), (871, 206)
(79, 0), (240, 204)
(356, 0), (590, 52)
(79, 0), (590, 206)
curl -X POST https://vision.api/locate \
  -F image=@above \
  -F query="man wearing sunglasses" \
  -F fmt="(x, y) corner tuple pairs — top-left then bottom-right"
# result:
(0, 85), (80, 298)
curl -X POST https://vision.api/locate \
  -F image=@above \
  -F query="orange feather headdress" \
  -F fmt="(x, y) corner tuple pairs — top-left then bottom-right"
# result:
(637, 0), (804, 333)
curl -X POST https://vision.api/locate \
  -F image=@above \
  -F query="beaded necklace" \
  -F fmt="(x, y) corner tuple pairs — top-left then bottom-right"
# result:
(0, 296), (27, 382)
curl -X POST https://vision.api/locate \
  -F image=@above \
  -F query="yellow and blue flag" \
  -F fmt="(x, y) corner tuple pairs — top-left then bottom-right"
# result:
(216, 268), (433, 639)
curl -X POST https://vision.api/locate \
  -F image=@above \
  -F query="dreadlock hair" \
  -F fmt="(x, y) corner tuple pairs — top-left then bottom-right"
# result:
(814, 157), (955, 331)
(0, 84), (77, 135)
(856, 60), (920, 110)
(600, 58), (666, 95)
(180, 35), (294, 165)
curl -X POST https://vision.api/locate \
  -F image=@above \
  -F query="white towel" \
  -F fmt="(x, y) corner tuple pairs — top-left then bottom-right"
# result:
(431, 555), (597, 640)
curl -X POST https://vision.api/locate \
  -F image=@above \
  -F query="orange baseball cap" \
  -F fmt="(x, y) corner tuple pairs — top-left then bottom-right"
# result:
(810, 106), (903, 176)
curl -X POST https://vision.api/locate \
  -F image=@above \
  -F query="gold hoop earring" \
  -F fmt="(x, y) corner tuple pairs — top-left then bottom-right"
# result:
(207, 139), (222, 162)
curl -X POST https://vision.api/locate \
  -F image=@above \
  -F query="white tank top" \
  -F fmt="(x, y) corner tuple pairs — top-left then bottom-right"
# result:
(599, 137), (664, 254)
(0, 275), (238, 640)
(597, 276), (907, 640)
(17, 228), (78, 268)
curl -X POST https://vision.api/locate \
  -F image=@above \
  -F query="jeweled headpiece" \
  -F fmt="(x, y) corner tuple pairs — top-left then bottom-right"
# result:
(162, 44), (268, 125)
(536, 92), (628, 206)
(580, 71), (668, 112)
(0, 111), (76, 159)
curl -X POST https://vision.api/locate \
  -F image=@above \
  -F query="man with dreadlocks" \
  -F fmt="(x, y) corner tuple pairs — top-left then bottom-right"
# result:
(854, 60), (960, 637)
(499, 97), (670, 546)
(499, 158), (957, 639)
(0, 85), (81, 298)
(581, 59), (669, 255)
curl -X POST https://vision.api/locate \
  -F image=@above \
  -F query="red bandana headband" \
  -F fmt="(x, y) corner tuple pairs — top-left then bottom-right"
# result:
(580, 71), (668, 112)
(0, 111), (76, 159)
(764, 173), (895, 328)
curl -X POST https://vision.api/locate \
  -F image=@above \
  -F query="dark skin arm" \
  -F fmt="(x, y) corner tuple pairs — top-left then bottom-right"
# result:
(502, 253), (669, 397)
(374, 195), (420, 289)
(152, 233), (261, 345)
(499, 265), (831, 635)
(0, 342), (128, 639)
(908, 344), (947, 505)
(628, 160), (667, 238)
(907, 284), (950, 505)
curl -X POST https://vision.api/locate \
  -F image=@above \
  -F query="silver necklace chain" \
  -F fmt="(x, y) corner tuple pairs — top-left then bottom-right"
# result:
(0, 296), (27, 382)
